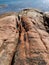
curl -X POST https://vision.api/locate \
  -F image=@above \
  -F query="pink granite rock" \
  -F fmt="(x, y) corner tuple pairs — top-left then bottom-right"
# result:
(0, 15), (19, 65)
(0, 9), (49, 65)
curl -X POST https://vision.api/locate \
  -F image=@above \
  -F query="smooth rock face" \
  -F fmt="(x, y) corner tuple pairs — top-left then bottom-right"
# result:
(0, 9), (49, 65)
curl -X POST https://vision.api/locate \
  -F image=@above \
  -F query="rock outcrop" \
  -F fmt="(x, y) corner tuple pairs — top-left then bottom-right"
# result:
(0, 9), (49, 65)
(0, 15), (19, 65)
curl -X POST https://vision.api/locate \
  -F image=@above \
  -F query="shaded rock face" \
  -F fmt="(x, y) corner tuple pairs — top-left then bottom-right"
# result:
(0, 9), (49, 65)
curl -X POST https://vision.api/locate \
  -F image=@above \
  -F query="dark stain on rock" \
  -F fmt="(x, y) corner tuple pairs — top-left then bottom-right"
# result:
(38, 60), (47, 65)
(26, 56), (47, 65)
(24, 34), (26, 41)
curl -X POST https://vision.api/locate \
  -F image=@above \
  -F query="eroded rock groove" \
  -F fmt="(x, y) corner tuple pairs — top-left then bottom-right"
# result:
(0, 9), (49, 65)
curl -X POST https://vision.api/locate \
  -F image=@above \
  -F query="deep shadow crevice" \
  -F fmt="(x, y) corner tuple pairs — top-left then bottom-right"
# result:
(11, 51), (16, 65)
(43, 15), (49, 33)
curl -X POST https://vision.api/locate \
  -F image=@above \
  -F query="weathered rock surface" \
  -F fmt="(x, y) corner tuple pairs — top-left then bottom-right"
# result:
(0, 9), (49, 65)
(0, 15), (19, 65)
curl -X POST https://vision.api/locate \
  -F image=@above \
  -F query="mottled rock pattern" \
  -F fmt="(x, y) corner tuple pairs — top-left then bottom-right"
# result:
(0, 9), (49, 65)
(0, 15), (19, 65)
(13, 9), (49, 65)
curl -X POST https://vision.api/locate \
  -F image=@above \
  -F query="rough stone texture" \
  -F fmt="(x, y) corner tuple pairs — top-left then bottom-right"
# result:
(0, 15), (19, 65)
(13, 9), (49, 65)
(0, 9), (49, 65)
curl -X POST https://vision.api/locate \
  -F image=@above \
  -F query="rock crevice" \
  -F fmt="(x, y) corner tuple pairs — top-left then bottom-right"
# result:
(0, 9), (49, 65)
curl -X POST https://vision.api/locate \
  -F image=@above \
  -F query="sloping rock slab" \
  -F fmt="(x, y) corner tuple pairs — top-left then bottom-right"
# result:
(0, 15), (19, 65)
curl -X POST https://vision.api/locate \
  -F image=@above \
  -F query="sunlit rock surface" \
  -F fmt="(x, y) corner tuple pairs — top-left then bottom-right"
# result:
(0, 15), (19, 65)
(0, 9), (49, 65)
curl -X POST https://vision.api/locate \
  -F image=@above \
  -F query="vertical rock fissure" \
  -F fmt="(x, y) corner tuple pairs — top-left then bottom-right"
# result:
(11, 51), (16, 65)
(9, 12), (49, 65)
